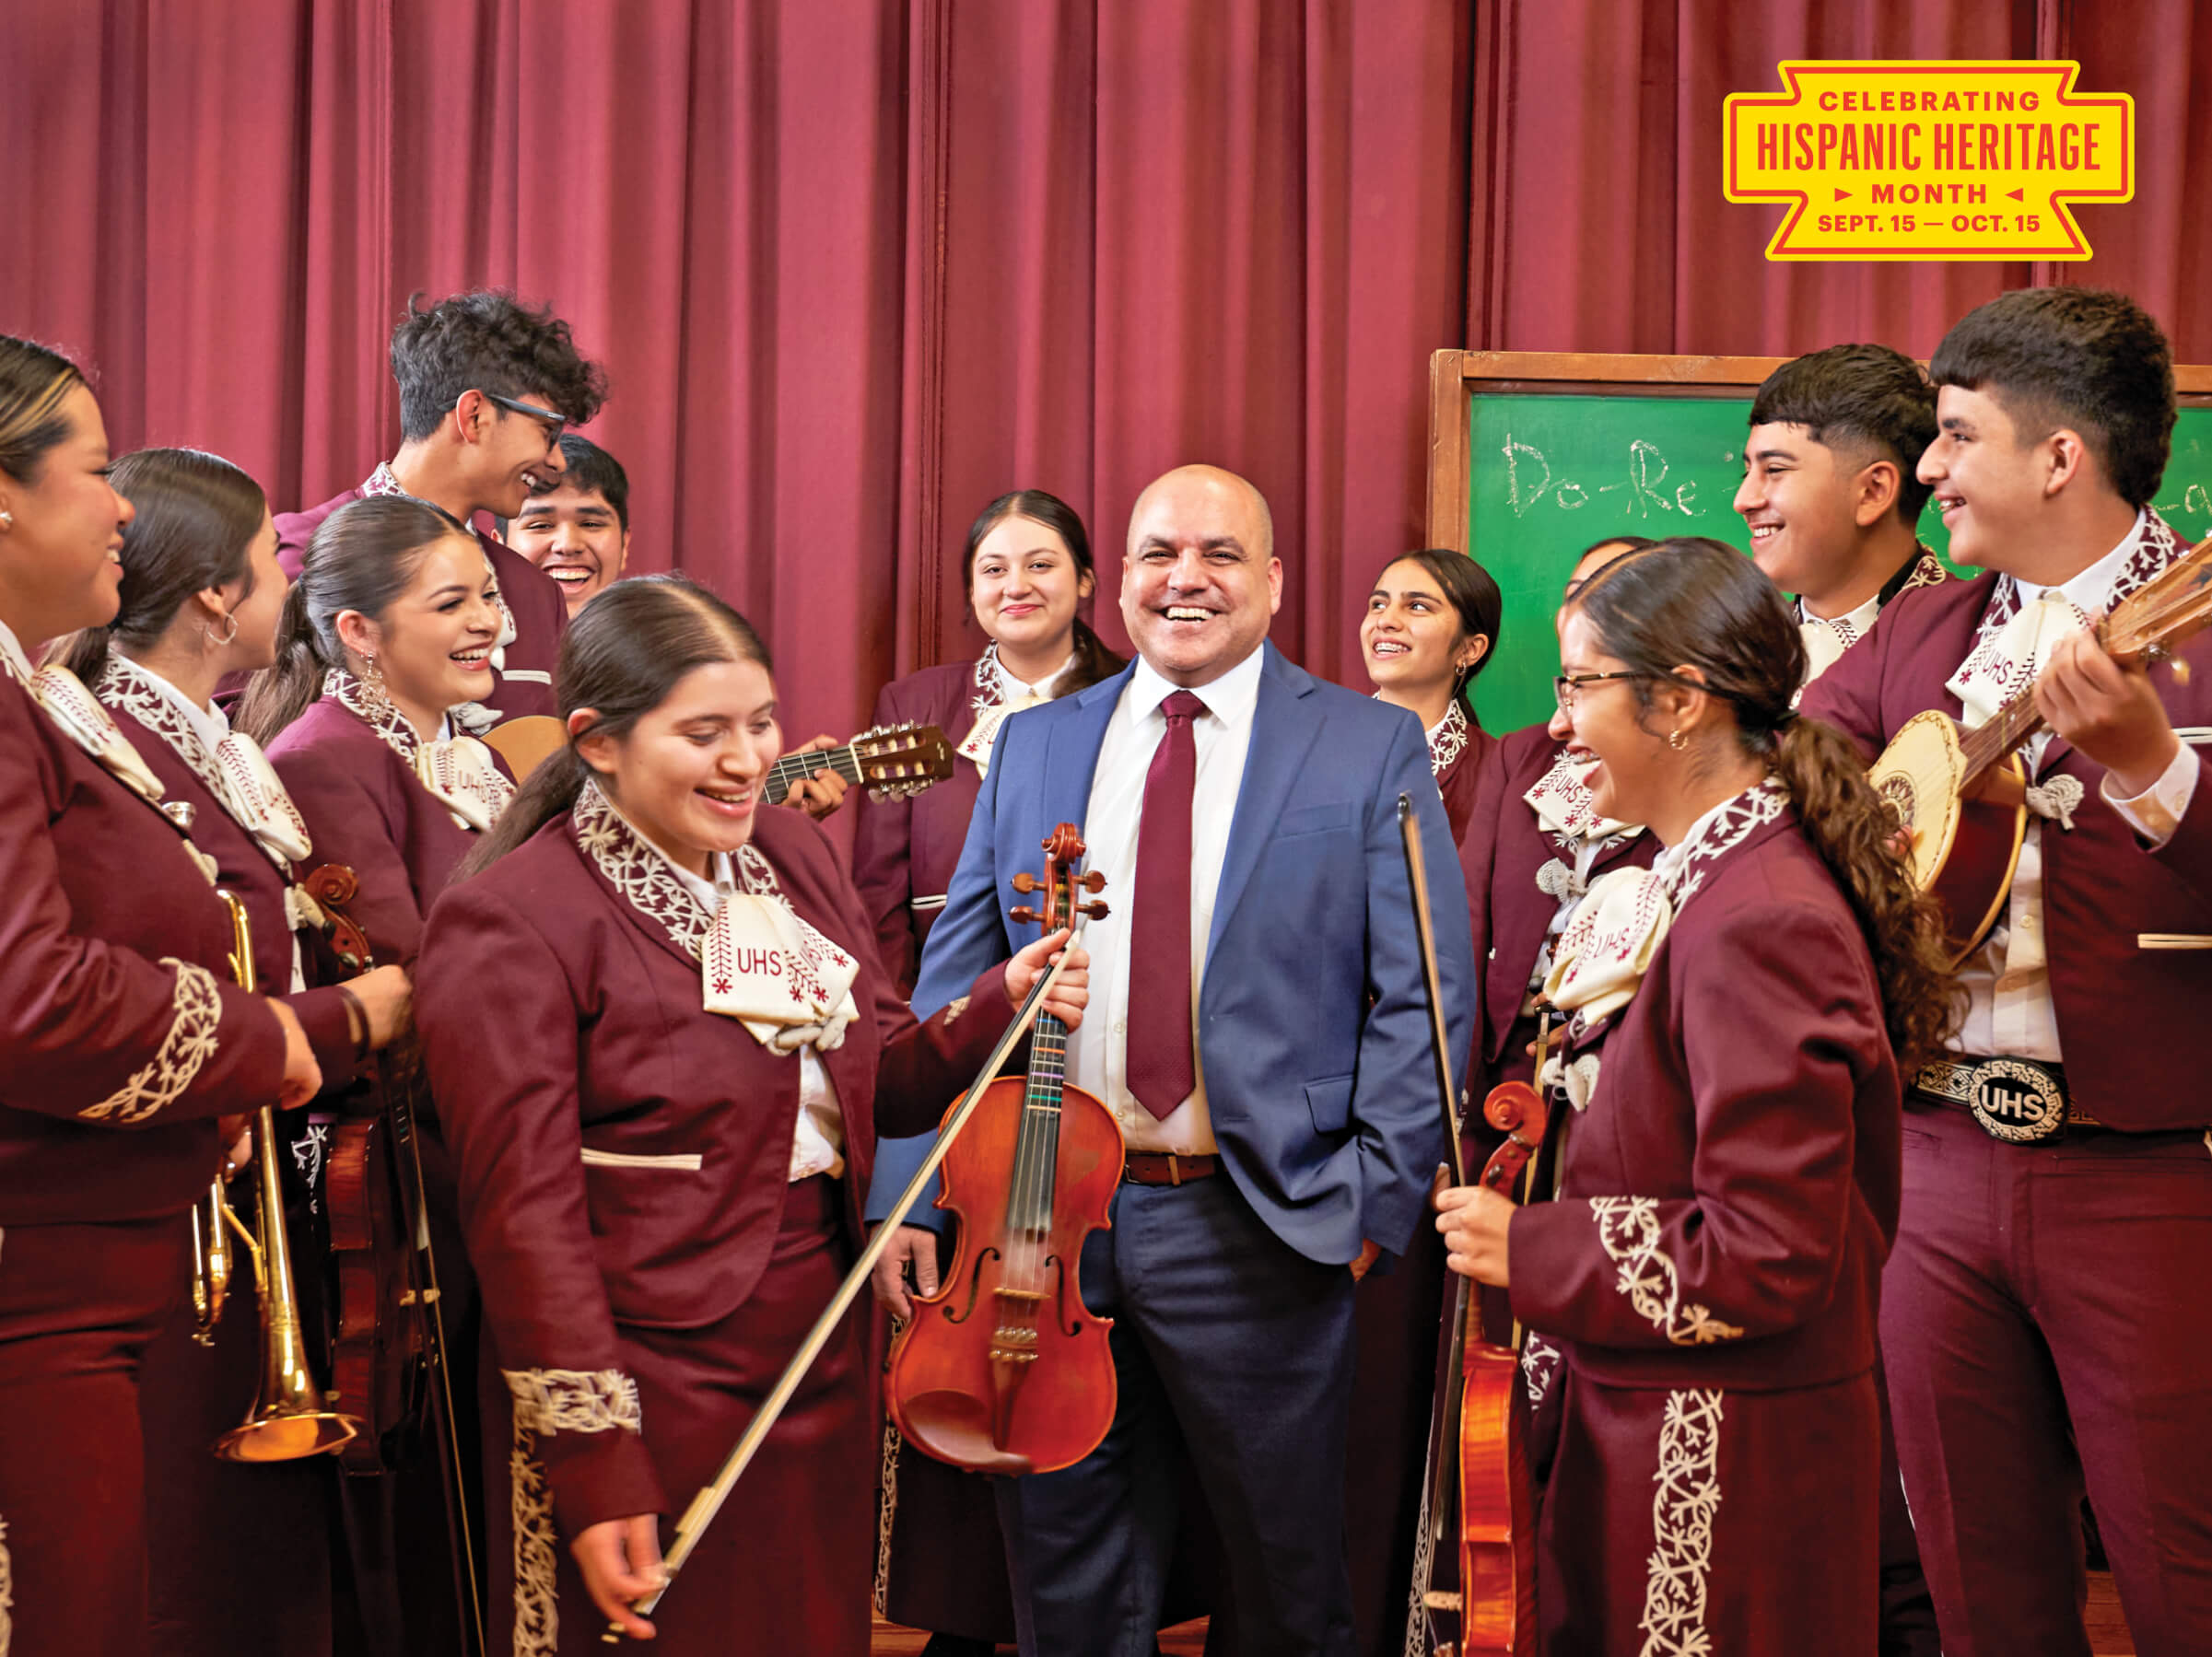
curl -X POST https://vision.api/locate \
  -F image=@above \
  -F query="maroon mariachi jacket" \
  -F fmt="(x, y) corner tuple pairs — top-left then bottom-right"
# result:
(412, 799), (1018, 1532)
(96, 669), (357, 1085)
(275, 483), (566, 722)
(0, 666), (288, 1225)
(850, 659), (988, 996)
(1802, 569), (2212, 1131)
(1509, 799), (1901, 1393)
(266, 697), (507, 969)
(1457, 724), (1659, 1093)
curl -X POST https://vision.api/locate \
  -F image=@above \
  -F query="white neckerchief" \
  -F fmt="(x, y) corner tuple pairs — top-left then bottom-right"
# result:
(98, 654), (314, 869)
(1796, 546), (1949, 684)
(1524, 746), (1632, 847)
(661, 832), (849, 1180)
(325, 667), (515, 832)
(1947, 508), (2185, 1067)
(1544, 778), (1788, 1036)
(571, 778), (860, 1054)
(957, 642), (1076, 778)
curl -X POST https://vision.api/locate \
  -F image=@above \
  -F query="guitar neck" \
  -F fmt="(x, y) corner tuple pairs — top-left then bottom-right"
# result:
(765, 742), (863, 797)
(1956, 686), (2049, 786)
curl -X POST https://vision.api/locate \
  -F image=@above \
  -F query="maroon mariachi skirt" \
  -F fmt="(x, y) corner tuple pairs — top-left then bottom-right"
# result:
(483, 1173), (872, 1657)
(0, 1213), (194, 1657)
(1535, 1360), (1880, 1655)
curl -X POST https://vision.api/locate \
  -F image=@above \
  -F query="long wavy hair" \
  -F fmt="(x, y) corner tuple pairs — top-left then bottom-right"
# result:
(1570, 536), (1957, 1070)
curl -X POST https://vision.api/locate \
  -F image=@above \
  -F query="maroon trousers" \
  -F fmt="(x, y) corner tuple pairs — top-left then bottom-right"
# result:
(483, 1174), (872, 1657)
(1880, 1101), (2212, 1657)
(1537, 1363), (1880, 1656)
(0, 1215), (193, 1657)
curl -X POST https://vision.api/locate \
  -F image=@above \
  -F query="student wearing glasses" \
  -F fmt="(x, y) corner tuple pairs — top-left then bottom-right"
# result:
(274, 289), (608, 724)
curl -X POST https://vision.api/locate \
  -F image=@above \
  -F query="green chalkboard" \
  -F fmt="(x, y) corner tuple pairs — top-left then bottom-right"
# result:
(1448, 365), (2212, 736)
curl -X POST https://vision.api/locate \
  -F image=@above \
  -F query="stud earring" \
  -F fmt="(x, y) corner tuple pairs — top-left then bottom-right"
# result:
(0, 509), (12, 529)
(1668, 728), (1688, 751)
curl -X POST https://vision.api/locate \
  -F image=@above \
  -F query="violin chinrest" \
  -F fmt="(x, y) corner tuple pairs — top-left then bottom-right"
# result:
(897, 1388), (1036, 1477)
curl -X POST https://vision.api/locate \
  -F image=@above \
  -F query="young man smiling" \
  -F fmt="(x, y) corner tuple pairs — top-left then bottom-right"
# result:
(1736, 342), (1949, 683)
(276, 290), (608, 723)
(1803, 287), (2212, 1657)
(511, 433), (631, 617)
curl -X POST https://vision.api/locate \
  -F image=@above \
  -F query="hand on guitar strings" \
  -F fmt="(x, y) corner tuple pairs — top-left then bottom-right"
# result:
(2036, 625), (2183, 799)
(574, 1512), (668, 1642)
(1434, 1171), (1515, 1287)
(780, 734), (850, 820)
(1001, 927), (1091, 1031)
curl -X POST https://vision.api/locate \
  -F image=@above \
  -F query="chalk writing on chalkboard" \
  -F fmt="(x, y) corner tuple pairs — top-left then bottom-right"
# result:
(1500, 432), (1709, 520)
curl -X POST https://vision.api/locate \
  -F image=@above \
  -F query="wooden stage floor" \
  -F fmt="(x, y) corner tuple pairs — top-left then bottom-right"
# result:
(872, 1574), (2135, 1654)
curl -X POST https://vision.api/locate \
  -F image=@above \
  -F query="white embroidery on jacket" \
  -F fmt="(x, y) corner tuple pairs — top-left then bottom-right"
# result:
(504, 1369), (643, 1657)
(1588, 1196), (1745, 1347)
(1520, 1331), (1562, 1409)
(1426, 700), (1469, 778)
(874, 1420), (902, 1616)
(1638, 1388), (1726, 1657)
(76, 960), (223, 1125)
(1653, 779), (1788, 910)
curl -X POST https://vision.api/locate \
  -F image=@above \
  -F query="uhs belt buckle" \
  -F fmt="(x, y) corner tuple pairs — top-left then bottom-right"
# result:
(1967, 1058), (2068, 1145)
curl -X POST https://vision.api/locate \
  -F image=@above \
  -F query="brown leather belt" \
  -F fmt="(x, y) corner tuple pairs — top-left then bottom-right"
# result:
(1122, 1151), (1219, 1186)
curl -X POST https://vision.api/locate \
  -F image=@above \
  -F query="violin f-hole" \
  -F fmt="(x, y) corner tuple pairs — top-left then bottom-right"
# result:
(939, 1246), (1000, 1325)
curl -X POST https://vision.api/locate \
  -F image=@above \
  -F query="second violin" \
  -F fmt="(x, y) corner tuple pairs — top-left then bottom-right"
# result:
(886, 823), (1125, 1476)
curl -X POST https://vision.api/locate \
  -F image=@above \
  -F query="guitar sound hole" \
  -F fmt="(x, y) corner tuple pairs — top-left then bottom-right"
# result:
(1876, 773), (1915, 828)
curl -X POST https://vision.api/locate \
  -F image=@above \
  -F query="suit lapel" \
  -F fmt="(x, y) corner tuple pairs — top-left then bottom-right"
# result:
(1208, 646), (1321, 965)
(1045, 665), (1130, 834)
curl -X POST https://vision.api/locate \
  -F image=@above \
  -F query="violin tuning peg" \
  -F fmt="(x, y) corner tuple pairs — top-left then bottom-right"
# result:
(1078, 870), (1106, 893)
(1009, 905), (1040, 927)
(1078, 901), (1110, 920)
(1011, 872), (1041, 893)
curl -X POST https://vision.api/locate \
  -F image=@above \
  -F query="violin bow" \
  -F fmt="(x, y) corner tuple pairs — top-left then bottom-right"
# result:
(1397, 793), (1473, 1655)
(603, 931), (1088, 1643)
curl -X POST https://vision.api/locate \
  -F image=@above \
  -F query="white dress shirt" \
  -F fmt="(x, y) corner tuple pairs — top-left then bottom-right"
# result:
(1063, 648), (1267, 1156)
(1954, 512), (2198, 1061)
(668, 853), (846, 1180)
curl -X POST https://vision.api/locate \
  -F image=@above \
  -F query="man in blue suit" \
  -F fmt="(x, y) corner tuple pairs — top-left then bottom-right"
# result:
(897, 463), (1474, 1657)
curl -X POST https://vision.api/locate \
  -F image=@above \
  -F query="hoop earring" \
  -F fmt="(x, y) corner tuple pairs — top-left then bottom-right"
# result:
(1668, 728), (1688, 752)
(203, 611), (240, 648)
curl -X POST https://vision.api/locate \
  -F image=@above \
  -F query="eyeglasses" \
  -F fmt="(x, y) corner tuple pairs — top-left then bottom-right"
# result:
(474, 391), (567, 447)
(1552, 671), (1646, 714)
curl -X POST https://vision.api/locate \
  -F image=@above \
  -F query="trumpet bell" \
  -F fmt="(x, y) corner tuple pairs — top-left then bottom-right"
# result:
(217, 1409), (360, 1463)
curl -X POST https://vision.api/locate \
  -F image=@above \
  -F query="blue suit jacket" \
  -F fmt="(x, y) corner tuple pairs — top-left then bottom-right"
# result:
(870, 643), (1473, 1266)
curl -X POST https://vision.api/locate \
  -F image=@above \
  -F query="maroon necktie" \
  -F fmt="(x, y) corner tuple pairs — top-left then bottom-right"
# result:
(1127, 689), (1205, 1118)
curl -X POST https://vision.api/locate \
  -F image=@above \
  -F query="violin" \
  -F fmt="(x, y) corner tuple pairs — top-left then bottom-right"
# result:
(885, 822), (1125, 1476)
(299, 862), (486, 1653)
(1395, 796), (1544, 1657)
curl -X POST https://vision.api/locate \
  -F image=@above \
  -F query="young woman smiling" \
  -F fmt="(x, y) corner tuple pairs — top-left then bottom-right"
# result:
(414, 576), (1085, 1655)
(239, 492), (520, 1655)
(60, 448), (414, 1657)
(1360, 547), (1504, 843)
(1434, 537), (1953, 1654)
(849, 488), (1131, 1657)
(0, 336), (319, 1656)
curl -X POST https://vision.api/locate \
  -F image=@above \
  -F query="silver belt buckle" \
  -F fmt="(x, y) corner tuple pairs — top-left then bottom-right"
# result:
(1921, 1056), (2071, 1144)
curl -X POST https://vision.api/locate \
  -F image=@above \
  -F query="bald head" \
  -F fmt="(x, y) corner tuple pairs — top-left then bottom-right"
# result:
(1126, 464), (1274, 563)
(1119, 463), (1282, 688)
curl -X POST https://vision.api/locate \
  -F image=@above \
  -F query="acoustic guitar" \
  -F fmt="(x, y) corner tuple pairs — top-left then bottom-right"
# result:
(481, 715), (957, 800)
(1869, 534), (2212, 963)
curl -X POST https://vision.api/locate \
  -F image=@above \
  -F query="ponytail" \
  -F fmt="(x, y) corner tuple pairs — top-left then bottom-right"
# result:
(1573, 537), (1959, 1072)
(457, 746), (588, 880)
(234, 496), (460, 746)
(456, 574), (772, 882)
(236, 578), (334, 745)
(1061, 615), (1128, 694)
(1766, 714), (1958, 1072)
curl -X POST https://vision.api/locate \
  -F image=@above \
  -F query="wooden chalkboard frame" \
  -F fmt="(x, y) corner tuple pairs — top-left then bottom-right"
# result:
(1424, 348), (2212, 554)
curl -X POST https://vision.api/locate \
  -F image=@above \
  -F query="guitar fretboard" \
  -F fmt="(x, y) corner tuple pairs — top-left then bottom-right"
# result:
(765, 744), (865, 797)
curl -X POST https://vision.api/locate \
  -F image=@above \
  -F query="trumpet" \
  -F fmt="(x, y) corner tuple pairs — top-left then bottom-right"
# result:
(191, 891), (362, 1463)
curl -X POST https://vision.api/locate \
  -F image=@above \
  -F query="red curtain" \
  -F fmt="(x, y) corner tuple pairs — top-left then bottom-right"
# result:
(0, 0), (1471, 746)
(1469, 0), (2212, 364)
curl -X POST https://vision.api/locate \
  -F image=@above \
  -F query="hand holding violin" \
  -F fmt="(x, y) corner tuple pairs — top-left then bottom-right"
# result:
(1002, 926), (1091, 1031)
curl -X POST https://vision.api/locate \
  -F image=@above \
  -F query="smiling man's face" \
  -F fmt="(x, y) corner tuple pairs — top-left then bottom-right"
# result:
(510, 481), (629, 616)
(1119, 467), (1282, 688)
